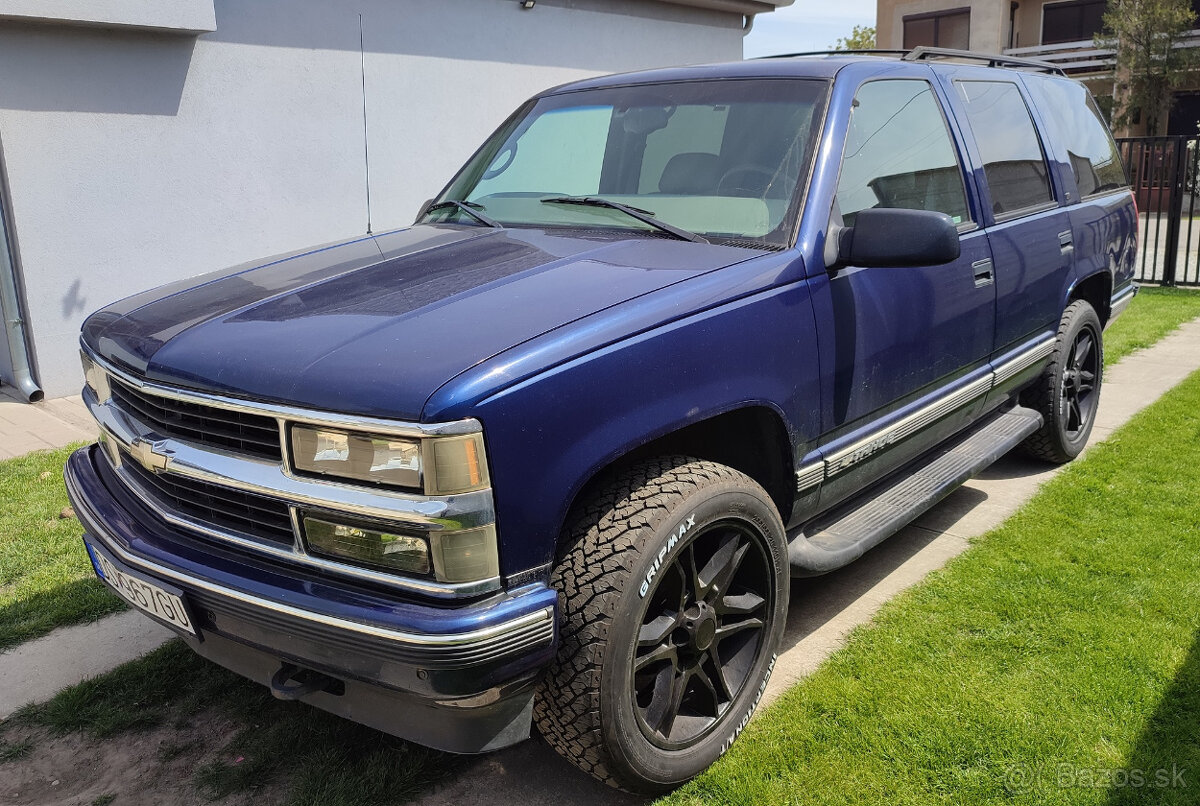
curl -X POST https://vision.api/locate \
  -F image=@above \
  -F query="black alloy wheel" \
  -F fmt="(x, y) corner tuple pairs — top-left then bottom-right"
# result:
(534, 457), (789, 793)
(633, 520), (773, 749)
(1021, 299), (1104, 463)
(1060, 322), (1100, 440)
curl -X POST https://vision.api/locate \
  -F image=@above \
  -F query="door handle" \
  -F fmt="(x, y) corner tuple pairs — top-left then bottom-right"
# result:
(972, 258), (994, 288)
(1059, 230), (1074, 253)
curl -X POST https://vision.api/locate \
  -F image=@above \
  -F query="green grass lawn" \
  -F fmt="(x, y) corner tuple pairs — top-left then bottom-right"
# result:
(0, 444), (123, 650)
(657, 372), (1200, 805)
(1104, 286), (1200, 367)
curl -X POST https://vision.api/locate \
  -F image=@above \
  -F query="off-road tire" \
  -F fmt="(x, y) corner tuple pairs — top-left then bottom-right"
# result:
(533, 456), (788, 793)
(1021, 299), (1103, 463)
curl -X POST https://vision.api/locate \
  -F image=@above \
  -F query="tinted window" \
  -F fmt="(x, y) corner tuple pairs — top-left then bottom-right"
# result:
(903, 9), (970, 49)
(440, 79), (828, 246)
(836, 80), (970, 226)
(1028, 78), (1127, 197)
(1043, 0), (1106, 45)
(955, 81), (1054, 216)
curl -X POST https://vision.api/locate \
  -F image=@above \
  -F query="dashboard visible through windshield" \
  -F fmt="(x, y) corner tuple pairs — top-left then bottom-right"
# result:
(430, 79), (829, 248)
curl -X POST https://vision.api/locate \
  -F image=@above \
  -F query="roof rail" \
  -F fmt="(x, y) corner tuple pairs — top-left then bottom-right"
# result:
(753, 49), (910, 61)
(754, 46), (1066, 77)
(903, 46), (1066, 75)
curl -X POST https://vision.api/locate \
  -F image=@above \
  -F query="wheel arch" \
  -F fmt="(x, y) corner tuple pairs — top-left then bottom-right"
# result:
(1067, 269), (1113, 326)
(558, 405), (796, 552)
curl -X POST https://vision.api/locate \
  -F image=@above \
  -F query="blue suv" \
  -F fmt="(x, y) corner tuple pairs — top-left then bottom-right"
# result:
(66, 49), (1137, 792)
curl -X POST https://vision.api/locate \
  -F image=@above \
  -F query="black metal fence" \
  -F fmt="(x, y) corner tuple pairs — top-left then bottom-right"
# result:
(1116, 135), (1200, 286)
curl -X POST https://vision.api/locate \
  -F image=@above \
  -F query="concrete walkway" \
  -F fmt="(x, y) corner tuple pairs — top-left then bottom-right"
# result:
(0, 613), (173, 719)
(0, 391), (93, 459)
(1, 319), (1199, 802)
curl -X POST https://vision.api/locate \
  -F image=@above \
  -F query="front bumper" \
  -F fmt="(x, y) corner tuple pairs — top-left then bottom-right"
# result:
(65, 445), (557, 753)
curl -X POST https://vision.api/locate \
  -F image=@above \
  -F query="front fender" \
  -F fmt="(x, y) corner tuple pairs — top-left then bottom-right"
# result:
(459, 281), (822, 577)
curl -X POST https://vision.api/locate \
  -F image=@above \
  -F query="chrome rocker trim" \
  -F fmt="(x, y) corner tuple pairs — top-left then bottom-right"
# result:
(804, 336), (1056, 484)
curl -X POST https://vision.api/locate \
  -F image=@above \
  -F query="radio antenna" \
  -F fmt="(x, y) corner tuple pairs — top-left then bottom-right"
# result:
(358, 13), (373, 234)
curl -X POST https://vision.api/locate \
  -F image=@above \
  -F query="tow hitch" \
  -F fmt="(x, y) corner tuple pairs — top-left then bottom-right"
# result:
(269, 662), (345, 700)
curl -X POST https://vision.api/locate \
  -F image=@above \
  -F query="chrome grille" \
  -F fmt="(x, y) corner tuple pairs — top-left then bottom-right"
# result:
(111, 379), (282, 461)
(121, 458), (295, 546)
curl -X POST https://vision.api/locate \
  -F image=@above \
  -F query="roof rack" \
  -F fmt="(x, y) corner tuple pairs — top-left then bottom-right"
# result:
(904, 46), (1066, 75)
(754, 49), (909, 60)
(754, 46), (1066, 77)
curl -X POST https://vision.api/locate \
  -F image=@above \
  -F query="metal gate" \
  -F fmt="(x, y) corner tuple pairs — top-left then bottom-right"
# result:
(1117, 135), (1200, 286)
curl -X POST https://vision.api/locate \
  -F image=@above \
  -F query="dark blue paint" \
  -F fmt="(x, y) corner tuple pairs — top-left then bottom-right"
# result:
(74, 55), (1137, 736)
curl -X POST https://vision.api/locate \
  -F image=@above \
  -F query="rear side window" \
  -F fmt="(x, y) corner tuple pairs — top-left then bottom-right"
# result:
(1027, 78), (1128, 198)
(954, 81), (1054, 217)
(836, 79), (970, 226)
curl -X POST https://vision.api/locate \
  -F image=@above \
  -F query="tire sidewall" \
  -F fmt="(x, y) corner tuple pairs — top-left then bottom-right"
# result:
(1051, 302), (1103, 456)
(597, 481), (789, 790)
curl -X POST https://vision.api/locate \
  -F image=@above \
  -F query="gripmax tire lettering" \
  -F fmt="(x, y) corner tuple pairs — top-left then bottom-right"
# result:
(534, 456), (789, 793)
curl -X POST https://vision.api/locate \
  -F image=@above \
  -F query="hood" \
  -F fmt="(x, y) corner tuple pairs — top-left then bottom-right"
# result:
(84, 225), (766, 420)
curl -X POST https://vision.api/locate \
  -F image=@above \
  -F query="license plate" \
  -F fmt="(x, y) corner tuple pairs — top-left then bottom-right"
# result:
(86, 542), (197, 636)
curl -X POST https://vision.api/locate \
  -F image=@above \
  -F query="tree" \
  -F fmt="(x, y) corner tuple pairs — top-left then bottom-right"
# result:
(832, 25), (876, 51)
(1096, 0), (1200, 135)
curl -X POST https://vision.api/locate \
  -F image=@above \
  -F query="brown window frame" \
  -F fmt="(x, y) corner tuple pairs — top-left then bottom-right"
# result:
(1040, 0), (1107, 46)
(902, 7), (971, 50)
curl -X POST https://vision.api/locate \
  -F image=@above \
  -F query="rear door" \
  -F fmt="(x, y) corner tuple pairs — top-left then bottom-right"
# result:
(936, 70), (1075, 394)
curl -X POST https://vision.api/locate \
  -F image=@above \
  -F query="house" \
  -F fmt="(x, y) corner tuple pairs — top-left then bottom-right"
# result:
(0, 0), (792, 401)
(876, 0), (1200, 135)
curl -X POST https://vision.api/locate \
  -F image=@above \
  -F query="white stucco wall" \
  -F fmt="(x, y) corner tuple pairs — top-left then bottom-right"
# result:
(0, 0), (745, 397)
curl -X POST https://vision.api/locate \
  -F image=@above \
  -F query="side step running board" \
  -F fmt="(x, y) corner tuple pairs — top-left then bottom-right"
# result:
(788, 405), (1043, 576)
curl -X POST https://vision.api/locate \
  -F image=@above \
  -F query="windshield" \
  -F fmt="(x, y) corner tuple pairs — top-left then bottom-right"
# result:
(432, 79), (829, 247)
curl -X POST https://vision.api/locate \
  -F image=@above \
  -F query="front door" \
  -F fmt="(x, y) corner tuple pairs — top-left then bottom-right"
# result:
(810, 75), (997, 511)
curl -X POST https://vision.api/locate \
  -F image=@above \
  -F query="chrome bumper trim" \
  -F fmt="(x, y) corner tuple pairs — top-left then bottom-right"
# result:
(69, 465), (552, 650)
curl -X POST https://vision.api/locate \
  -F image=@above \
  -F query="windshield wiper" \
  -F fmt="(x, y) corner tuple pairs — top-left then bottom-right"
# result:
(423, 200), (503, 229)
(541, 196), (708, 243)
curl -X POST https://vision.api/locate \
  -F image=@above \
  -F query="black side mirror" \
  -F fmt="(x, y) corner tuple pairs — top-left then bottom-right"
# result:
(830, 208), (961, 269)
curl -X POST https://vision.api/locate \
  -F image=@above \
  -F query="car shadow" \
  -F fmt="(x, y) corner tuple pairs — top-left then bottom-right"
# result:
(1101, 629), (1200, 805)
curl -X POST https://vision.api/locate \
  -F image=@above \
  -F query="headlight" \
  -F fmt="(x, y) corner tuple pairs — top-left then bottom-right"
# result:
(292, 427), (422, 489)
(80, 350), (111, 403)
(290, 426), (489, 495)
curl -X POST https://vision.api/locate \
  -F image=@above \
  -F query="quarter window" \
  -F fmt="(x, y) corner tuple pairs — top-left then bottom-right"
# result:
(903, 8), (970, 49)
(955, 81), (1054, 217)
(836, 80), (970, 226)
(1027, 78), (1127, 197)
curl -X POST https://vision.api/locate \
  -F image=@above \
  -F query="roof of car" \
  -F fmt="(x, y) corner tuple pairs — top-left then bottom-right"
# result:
(544, 48), (1065, 96)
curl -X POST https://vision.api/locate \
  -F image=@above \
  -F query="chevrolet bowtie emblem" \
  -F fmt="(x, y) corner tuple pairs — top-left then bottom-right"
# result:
(130, 438), (173, 473)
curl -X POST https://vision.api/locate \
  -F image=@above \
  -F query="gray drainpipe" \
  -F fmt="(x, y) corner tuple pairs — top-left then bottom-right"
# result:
(0, 142), (43, 403)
